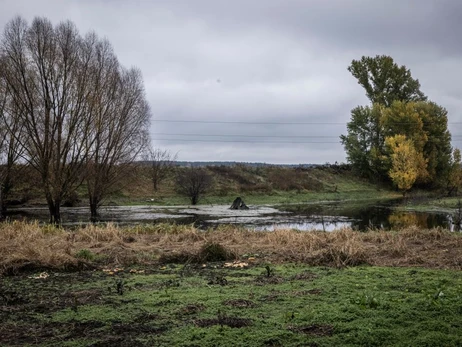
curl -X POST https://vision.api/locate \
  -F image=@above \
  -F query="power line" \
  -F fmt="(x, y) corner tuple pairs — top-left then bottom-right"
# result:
(151, 132), (462, 139)
(152, 119), (462, 125)
(152, 119), (345, 125)
(150, 132), (341, 138)
(151, 138), (342, 144)
(152, 137), (462, 144)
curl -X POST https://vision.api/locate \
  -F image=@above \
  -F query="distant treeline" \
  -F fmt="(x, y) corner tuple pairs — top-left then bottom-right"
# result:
(139, 161), (320, 168)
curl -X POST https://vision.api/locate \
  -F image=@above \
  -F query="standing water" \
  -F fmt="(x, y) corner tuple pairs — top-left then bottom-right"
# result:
(5, 199), (459, 231)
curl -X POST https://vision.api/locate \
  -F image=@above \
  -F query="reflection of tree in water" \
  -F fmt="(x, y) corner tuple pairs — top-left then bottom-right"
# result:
(388, 211), (451, 230)
(388, 212), (421, 229)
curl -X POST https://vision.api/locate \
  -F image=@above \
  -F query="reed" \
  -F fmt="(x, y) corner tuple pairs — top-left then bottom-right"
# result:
(1, 221), (461, 274)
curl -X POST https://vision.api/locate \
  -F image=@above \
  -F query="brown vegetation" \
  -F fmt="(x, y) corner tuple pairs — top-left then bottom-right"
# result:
(1, 222), (461, 275)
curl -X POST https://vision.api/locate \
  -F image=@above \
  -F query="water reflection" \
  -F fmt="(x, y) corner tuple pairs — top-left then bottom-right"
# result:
(270, 201), (455, 232)
(4, 200), (459, 232)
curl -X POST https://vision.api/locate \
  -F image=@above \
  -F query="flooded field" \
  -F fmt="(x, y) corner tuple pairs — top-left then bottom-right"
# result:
(5, 199), (459, 231)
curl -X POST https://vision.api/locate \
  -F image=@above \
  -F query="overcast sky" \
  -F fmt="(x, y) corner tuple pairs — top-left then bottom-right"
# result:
(1, 0), (461, 164)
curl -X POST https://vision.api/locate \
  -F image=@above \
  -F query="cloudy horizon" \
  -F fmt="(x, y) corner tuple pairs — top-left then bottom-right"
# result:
(1, 0), (461, 164)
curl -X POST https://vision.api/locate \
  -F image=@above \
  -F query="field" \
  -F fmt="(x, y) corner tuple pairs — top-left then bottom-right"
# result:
(1, 222), (462, 346)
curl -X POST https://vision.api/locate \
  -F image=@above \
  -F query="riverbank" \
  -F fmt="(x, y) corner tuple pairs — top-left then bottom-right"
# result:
(2, 223), (461, 346)
(2, 222), (461, 276)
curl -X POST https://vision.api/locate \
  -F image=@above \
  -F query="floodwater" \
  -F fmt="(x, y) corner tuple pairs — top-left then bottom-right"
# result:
(5, 199), (460, 231)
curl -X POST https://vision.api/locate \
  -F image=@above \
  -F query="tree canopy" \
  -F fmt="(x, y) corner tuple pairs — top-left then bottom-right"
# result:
(342, 55), (453, 192)
(385, 135), (419, 196)
(348, 55), (427, 107)
(0, 16), (150, 223)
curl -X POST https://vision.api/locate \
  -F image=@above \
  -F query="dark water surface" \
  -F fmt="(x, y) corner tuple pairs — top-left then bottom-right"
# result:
(5, 199), (459, 231)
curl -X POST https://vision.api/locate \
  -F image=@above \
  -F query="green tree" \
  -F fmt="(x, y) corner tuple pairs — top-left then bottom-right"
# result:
(348, 55), (427, 107)
(447, 148), (462, 196)
(415, 101), (452, 185)
(340, 104), (387, 180)
(385, 135), (420, 196)
(343, 55), (453, 188)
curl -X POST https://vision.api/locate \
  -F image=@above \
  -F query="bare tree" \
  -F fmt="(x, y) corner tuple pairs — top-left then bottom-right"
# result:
(0, 17), (101, 223)
(84, 39), (150, 220)
(0, 63), (21, 218)
(175, 166), (212, 205)
(145, 147), (177, 192)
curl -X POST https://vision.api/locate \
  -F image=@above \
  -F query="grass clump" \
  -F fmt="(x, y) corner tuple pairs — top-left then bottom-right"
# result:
(197, 242), (236, 262)
(74, 249), (96, 261)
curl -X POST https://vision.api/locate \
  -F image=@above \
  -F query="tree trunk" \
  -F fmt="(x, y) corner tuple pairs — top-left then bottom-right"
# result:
(191, 195), (198, 205)
(0, 177), (13, 220)
(89, 197), (100, 223)
(0, 185), (5, 221)
(153, 178), (158, 192)
(46, 197), (61, 225)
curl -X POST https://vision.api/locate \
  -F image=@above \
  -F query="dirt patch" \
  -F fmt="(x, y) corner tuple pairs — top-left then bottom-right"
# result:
(255, 275), (285, 285)
(223, 299), (257, 308)
(112, 322), (167, 335)
(259, 290), (281, 302)
(288, 324), (334, 337)
(195, 316), (253, 328)
(291, 271), (318, 281)
(208, 274), (228, 286)
(0, 321), (106, 345)
(179, 303), (206, 315)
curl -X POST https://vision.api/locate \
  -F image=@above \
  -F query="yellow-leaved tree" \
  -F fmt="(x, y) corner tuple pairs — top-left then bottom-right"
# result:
(385, 135), (422, 196)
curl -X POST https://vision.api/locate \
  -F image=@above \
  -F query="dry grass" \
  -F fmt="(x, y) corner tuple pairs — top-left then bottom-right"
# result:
(1, 222), (461, 275)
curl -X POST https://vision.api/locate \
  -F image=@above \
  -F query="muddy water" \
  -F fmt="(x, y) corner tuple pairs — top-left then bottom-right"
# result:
(5, 199), (459, 231)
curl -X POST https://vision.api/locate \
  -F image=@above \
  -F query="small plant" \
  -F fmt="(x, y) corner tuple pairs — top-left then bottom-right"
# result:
(351, 292), (380, 309)
(71, 295), (78, 312)
(75, 249), (96, 261)
(116, 279), (124, 295)
(208, 272), (228, 286)
(265, 265), (274, 278)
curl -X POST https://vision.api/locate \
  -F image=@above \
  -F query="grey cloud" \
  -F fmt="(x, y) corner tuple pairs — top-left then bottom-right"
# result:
(1, 0), (461, 163)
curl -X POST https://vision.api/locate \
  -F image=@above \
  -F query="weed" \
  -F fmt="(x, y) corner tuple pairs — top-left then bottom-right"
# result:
(351, 292), (381, 309)
(75, 249), (96, 261)
(265, 265), (274, 278)
(115, 279), (124, 295)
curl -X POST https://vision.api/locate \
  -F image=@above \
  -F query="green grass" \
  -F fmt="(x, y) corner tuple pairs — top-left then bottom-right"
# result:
(395, 196), (462, 213)
(123, 189), (400, 207)
(2, 265), (461, 346)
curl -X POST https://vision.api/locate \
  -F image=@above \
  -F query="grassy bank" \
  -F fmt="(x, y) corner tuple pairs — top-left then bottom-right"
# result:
(9, 164), (400, 208)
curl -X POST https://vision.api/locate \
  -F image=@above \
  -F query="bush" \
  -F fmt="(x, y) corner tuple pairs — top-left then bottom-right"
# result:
(198, 242), (236, 262)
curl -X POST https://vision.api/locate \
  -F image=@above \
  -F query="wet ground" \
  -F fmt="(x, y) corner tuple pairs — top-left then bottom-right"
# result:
(6, 199), (459, 231)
